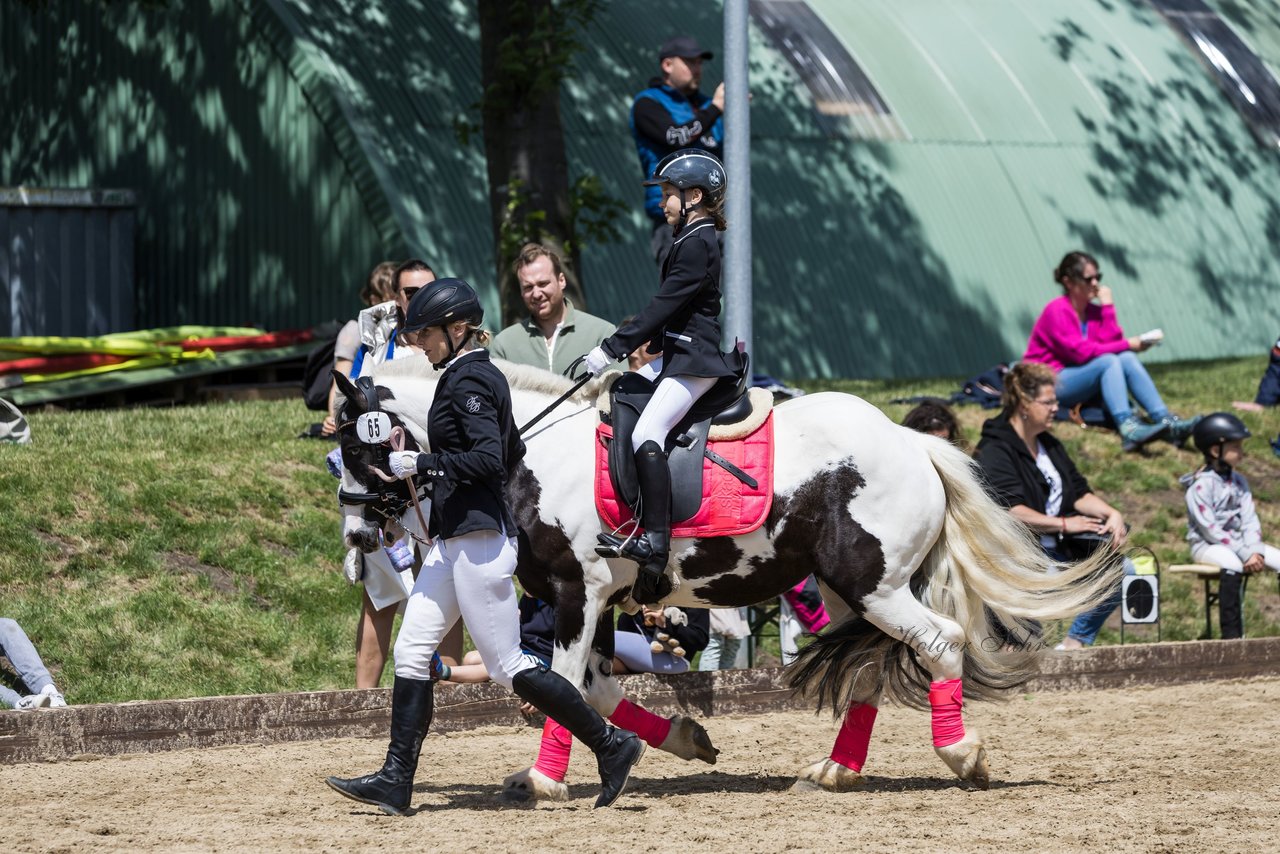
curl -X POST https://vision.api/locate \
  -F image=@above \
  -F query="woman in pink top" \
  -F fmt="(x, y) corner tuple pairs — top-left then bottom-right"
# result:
(1023, 251), (1201, 451)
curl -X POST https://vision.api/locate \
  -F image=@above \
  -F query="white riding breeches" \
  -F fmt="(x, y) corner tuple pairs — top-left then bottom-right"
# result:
(631, 358), (717, 453)
(393, 529), (542, 688)
(1191, 542), (1280, 576)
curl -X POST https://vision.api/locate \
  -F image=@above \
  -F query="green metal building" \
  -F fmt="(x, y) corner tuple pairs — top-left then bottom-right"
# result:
(3, 0), (1278, 378)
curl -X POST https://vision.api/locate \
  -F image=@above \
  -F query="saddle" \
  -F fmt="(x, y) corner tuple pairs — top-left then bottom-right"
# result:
(596, 362), (775, 537)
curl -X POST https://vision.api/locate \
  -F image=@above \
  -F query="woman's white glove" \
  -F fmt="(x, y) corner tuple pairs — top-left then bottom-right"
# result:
(388, 451), (420, 480)
(584, 345), (612, 377)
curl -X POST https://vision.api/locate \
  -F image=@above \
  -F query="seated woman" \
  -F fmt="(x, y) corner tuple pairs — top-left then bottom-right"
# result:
(975, 362), (1134, 650)
(614, 605), (710, 674)
(1023, 251), (1200, 451)
(902, 398), (967, 450)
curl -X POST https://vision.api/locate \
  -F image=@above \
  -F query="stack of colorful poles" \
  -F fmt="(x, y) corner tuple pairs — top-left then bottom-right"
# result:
(0, 326), (316, 386)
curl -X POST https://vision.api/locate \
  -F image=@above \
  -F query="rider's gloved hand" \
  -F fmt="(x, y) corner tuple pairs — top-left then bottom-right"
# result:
(584, 345), (613, 377)
(389, 451), (445, 481)
(388, 451), (420, 480)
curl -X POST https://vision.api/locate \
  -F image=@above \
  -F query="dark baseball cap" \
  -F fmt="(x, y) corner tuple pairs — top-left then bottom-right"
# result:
(660, 35), (714, 61)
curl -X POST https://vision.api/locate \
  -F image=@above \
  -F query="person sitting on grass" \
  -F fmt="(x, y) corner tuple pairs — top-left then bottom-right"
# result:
(1023, 251), (1201, 451)
(1181, 413), (1280, 640)
(0, 618), (68, 710)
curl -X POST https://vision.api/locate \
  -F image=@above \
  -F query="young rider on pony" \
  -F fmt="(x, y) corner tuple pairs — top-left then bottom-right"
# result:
(585, 148), (741, 605)
(326, 278), (645, 814)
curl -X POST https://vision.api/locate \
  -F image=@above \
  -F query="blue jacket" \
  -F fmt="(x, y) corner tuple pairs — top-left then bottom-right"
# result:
(630, 80), (725, 220)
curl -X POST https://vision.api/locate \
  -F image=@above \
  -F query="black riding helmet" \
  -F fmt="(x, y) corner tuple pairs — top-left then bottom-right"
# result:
(644, 148), (727, 234)
(1193, 411), (1251, 466)
(402, 277), (484, 369)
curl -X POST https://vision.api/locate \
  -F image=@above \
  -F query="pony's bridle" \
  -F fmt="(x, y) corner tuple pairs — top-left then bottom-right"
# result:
(336, 376), (431, 545)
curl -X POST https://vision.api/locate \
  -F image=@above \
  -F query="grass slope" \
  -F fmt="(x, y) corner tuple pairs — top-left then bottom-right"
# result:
(1, 356), (1278, 704)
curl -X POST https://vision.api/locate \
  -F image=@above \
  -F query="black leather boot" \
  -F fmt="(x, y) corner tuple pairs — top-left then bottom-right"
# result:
(1219, 571), (1245, 640)
(512, 665), (646, 808)
(326, 676), (434, 815)
(631, 440), (673, 604)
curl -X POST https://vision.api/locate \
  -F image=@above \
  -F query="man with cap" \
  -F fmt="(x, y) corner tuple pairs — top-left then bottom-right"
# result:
(631, 34), (726, 269)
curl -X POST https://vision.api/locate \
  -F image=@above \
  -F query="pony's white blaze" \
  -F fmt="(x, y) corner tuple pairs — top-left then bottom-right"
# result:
(342, 356), (1124, 794)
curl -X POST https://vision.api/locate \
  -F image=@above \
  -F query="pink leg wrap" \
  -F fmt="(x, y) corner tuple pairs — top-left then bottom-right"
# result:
(929, 678), (966, 747)
(608, 698), (672, 747)
(532, 717), (573, 782)
(829, 702), (878, 771)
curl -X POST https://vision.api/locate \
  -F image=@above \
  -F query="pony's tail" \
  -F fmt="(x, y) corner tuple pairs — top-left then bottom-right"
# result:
(790, 436), (1124, 713)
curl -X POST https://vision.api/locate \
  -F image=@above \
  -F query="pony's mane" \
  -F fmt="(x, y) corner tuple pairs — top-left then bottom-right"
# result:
(371, 352), (617, 404)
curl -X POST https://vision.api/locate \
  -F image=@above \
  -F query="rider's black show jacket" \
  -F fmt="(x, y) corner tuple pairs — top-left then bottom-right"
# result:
(414, 350), (525, 539)
(601, 219), (738, 381)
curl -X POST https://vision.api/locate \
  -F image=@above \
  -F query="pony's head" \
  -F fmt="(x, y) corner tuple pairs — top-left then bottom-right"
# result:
(331, 370), (427, 552)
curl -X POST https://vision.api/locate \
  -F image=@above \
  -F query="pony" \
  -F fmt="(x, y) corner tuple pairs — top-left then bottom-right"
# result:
(332, 356), (1120, 798)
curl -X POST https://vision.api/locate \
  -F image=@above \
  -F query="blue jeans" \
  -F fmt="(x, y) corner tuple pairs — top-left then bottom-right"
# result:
(1066, 557), (1138, 645)
(0, 618), (55, 708)
(698, 632), (742, 671)
(1056, 352), (1168, 424)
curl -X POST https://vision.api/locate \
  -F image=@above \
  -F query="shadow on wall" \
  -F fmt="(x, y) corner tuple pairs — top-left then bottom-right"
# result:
(1047, 2), (1280, 327)
(0, 0), (399, 330)
(749, 138), (1012, 380)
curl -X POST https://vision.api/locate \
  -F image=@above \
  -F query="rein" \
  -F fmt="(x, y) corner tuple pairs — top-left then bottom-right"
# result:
(518, 355), (593, 436)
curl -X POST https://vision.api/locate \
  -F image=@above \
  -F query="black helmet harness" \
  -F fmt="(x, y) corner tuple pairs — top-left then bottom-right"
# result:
(646, 149), (726, 238)
(401, 278), (485, 370)
(1193, 412), (1251, 476)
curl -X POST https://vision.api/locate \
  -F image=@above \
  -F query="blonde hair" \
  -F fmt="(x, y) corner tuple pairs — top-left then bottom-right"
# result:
(1001, 362), (1057, 415)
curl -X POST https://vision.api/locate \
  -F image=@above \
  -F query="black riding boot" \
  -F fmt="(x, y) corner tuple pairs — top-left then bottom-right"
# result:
(512, 665), (646, 808)
(631, 440), (673, 604)
(1219, 571), (1245, 640)
(326, 676), (434, 815)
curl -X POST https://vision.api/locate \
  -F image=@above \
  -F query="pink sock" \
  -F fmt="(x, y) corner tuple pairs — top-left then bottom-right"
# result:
(929, 678), (965, 747)
(532, 717), (573, 782)
(608, 698), (672, 747)
(829, 702), (877, 771)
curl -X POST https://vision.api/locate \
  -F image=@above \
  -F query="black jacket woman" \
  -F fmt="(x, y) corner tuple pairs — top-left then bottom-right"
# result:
(975, 361), (1130, 650)
(326, 279), (644, 814)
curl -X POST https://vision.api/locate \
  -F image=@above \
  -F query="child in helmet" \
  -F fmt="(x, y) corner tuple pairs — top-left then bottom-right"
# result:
(583, 148), (743, 605)
(1181, 412), (1280, 638)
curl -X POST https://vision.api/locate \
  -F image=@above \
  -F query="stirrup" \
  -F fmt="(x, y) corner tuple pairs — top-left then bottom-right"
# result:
(596, 532), (652, 563)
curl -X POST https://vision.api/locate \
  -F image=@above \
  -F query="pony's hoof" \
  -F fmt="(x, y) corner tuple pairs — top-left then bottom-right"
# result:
(790, 757), (865, 793)
(658, 716), (720, 764)
(501, 767), (569, 804)
(935, 732), (990, 790)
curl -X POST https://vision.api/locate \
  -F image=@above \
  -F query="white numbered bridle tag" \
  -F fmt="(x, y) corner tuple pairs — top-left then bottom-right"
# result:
(355, 411), (393, 444)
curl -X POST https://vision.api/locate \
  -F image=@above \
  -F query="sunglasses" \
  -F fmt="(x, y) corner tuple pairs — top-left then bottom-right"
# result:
(1075, 273), (1103, 285)
(399, 286), (422, 300)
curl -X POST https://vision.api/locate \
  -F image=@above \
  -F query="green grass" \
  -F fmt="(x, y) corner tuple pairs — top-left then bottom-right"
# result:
(2, 356), (1278, 703)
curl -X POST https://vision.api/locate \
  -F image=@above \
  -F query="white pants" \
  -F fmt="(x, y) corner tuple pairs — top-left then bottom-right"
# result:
(393, 529), (541, 688)
(632, 357), (717, 452)
(1191, 543), (1280, 576)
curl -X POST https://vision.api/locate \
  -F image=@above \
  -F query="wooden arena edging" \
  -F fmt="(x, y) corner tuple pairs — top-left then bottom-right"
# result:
(4, 637), (1279, 764)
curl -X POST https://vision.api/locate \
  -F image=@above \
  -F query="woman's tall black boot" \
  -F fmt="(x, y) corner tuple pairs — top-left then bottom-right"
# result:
(512, 665), (645, 808)
(326, 675), (434, 815)
(631, 439), (673, 604)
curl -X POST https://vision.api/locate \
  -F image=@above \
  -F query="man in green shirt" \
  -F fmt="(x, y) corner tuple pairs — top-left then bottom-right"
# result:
(490, 243), (616, 375)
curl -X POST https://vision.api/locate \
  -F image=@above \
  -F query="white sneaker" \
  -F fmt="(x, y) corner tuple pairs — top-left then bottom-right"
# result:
(40, 684), (67, 708)
(14, 693), (51, 710)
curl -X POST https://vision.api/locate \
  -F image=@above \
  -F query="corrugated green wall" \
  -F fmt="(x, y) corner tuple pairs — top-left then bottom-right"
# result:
(0, 0), (395, 331)
(4, 0), (1280, 378)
